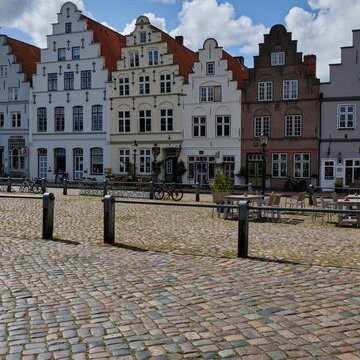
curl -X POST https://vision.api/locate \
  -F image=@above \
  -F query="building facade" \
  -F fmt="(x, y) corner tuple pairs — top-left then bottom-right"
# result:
(0, 35), (40, 177)
(181, 38), (248, 186)
(320, 29), (360, 189)
(242, 25), (320, 190)
(29, 1), (125, 181)
(108, 15), (197, 182)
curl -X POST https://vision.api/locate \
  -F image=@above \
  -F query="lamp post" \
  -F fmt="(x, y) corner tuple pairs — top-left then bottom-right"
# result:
(260, 133), (268, 195)
(132, 140), (138, 181)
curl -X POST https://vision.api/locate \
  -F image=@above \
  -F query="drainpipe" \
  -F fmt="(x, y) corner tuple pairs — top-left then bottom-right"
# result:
(318, 92), (323, 188)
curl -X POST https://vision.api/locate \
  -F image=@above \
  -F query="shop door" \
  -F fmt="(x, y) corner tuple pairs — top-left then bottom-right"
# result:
(247, 154), (263, 188)
(165, 157), (177, 183)
(321, 159), (336, 190)
(39, 155), (47, 179)
(74, 155), (83, 179)
(195, 162), (208, 186)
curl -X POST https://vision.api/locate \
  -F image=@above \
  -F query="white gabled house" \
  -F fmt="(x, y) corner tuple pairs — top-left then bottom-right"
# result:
(29, 1), (125, 181)
(181, 38), (248, 185)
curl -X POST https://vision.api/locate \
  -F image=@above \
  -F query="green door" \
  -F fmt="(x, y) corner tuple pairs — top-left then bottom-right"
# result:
(247, 154), (263, 188)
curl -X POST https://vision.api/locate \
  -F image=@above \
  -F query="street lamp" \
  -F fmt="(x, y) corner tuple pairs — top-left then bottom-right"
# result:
(260, 133), (268, 195)
(132, 140), (138, 181)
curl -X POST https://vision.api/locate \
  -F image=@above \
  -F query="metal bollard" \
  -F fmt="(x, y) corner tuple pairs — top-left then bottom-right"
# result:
(7, 177), (12, 192)
(149, 180), (154, 199)
(63, 178), (68, 195)
(104, 194), (115, 244)
(238, 201), (249, 258)
(248, 183), (252, 192)
(43, 193), (55, 240)
(41, 178), (47, 194)
(103, 179), (108, 197)
(308, 184), (314, 206)
(195, 183), (200, 202)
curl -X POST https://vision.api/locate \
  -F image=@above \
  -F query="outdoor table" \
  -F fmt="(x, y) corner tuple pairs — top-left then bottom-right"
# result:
(337, 199), (360, 227)
(223, 194), (264, 220)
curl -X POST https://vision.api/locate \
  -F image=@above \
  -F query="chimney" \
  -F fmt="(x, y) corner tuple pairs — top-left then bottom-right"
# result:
(175, 36), (184, 46)
(304, 54), (317, 78)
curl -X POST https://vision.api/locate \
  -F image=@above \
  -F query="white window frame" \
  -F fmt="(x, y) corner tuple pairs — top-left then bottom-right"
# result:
(207, 62), (215, 75)
(0, 65), (8, 77)
(160, 73), (171, 94)
(285, 114), (302, 137)
(216, 115), (231, 137)
(200, 86), (221, 102)
(48, 73), (57, 91)
(119, 77), (129, 96)
(8, 87), (18, 101)
(72, 47), (80, 60)
(272, 153), (288, 178)
(258, 81), (273, 101)
(37, 108), (47, 132)
(130, 52), (139, 68)
(192, 116), (206, 137)
(254, 116), (270, 137)
(119, 149), (130, 174)
(140, 32), (147, 44)
(54, 107), (64, 132)
(92, 105), (103, 131)
(139, 149), (151, 174)
(91, 148), (103, 175)
(64, 71), (74, 90)
(271, 52), (285, 66)
(160, 108), (173, 132)
(337, 104), (355, 129)
(58, 48), (66, 61)
(148, 50), (158, 66)
(118, 110), (130, 133)
(283, 80), (298, 100)
(139, 75), (150, 95)
(73, 106), (83, 131)
(139, 110), (151, 132)
(294, 153), (310, 178)
(11, 112), (21, 128)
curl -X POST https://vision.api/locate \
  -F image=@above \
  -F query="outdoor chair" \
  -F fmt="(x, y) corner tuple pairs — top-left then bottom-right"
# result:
(320, 193), (338, 222)
(311, 195), (326, 225)
(211, 192), (230, 218)
(265, 195), (282, 221)
(284, 192), (306, 209)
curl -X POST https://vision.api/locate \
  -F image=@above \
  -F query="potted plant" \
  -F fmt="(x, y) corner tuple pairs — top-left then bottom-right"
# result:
(334, 178), (342, 193)
(175, 160), (187, 183)
(209, 170), (233, 194)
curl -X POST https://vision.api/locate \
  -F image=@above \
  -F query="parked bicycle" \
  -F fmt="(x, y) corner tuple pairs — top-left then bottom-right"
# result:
(283, 177), (306, 192)
(153, 182), (183, 201)
(19, 178), (42, 194)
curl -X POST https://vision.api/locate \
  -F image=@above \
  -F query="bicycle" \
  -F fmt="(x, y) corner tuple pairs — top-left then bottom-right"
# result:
(19, 178), (42, 194)
(283, 177), (306, 192)
(153, 182), (183, 201)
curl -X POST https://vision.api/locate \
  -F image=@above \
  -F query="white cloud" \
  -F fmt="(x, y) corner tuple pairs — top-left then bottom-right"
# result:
(169, 0), (268, 54)
(101, 21), (117, 32)
(122, 13), (167, 35)
(0, 0), (85, 48)
(285, 0), (360, 81)
(152, 0), (176, 4)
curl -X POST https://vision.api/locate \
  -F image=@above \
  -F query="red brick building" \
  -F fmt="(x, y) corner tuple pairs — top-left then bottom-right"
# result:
(241, 24), (320, 190)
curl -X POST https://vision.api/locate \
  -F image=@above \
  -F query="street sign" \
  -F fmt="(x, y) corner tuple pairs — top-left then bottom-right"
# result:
(20, 147), (29, 155)
(152, 146), (160, 157)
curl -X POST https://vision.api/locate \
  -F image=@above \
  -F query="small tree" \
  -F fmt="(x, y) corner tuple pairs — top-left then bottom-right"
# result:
(175, 160), (187, 183)
(209, 170), (232, 193)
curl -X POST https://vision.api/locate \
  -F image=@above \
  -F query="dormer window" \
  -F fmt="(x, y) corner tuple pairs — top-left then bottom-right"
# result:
(140, 32), (147, 43)
(271, 51), (285, 66)
(206, 62), (215, 75)
(65, 22), (72, 33)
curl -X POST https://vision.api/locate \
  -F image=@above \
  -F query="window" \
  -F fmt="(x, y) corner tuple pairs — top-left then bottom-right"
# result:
(345, 159), (360, 186)
(207, 62), (215, 75)
(73, 106), (83, 131)
(64, 72), (74, 90)
(193, 116), (206, 137)
(285, 115), (302, 136)
(200, 86), (221, 102)
(140, 32), (147, 43)
(9, 148), (24, 170)
(294, 153), (310, 178)
(216, 116), (230, 137)
(92, 105), (102, 131)
(254, 116), (270, 137)
(139, 75), (150, 95)
(91, 148), (103, 175)
(140, 149), (151, 174)
(55, 107), (64, 131)
(148, 50), (158, 66)
(139, 110), (151, 132)
(119, 77), (129, 96)
(160, 74), (171, 94)
(118, 111), (130, 133)
(37, 108), (46, 132)
(11, 112), (21, 128)
(48, 73), (57, 91)
(223, 156), (235, 181)
(283, 80), (298, 100)
(271, 52), (285, 66)
(65, 22), (72, 33)
(0, 66), (7, 77)
(73, 148), (83, 180)
(338, 105), (355, 129)
(72, 47), (80, 60)
(8, 87), (18, 101)
(81, 70), (91, 89)
(258, 81), (272, 101)
(38, 148), (47, 179)
(130, 52), (139, 67)
(119, 149), (130, 173)
(54, 148), (66, 173)
(58, 48), (66, 61)
(0, 113), (4, 127)
(324, 160), (335, 180)
(160, 108), (173, 132)
(272, 153), (288, 178)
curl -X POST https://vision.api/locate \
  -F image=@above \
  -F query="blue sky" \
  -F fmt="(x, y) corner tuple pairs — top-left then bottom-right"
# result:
(0, 0), (359, 81)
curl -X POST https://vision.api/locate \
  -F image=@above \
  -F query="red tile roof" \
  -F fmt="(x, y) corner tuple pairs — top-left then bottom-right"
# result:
(151, 26), (198, 84)
(5, 37), (40, 82)
(81, 15), (126, 75)
(222, 51), (249, 89)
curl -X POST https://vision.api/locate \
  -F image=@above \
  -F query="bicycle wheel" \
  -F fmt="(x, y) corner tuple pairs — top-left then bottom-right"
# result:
(171, 187), (183, 201)
(154, 186), (164, 200)
(32, 183), (42, 194)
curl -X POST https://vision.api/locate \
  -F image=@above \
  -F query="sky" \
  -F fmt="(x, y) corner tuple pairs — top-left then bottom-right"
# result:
(0, 0), (359, 81)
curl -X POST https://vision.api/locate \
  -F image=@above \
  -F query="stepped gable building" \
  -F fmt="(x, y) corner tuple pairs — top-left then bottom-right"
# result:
(0, 35), (40, 177)
(320, 29), (360, 189)
(241, 24), (320, 190)
(108, 15), (198, 182)
(29, 1), (125, 181)
(181, 38), (248, 186)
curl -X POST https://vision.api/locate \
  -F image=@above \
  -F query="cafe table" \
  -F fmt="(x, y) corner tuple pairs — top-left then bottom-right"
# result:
(222, 194), (264, 220)
(337, 199), (360, 227)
